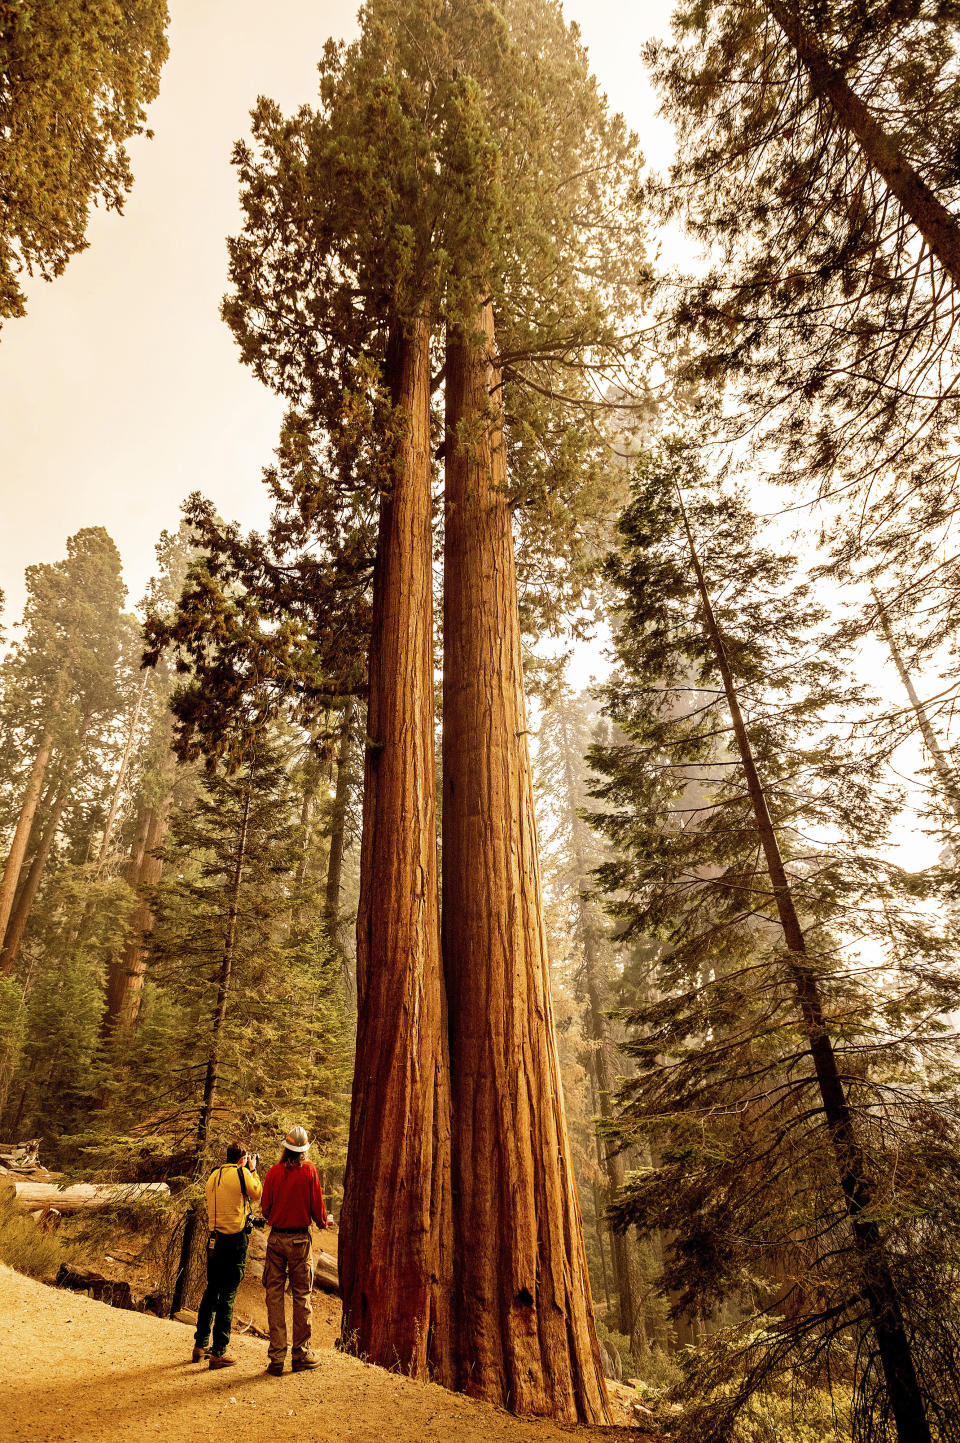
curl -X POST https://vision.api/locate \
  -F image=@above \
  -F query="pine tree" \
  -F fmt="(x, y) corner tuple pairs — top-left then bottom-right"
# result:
(590, 440), (960, 1441)
(155, 735), (347, 1312)
(648, 0), (960, 640)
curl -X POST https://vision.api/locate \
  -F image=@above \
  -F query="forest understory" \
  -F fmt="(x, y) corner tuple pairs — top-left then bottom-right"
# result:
(5, 1), (960, 1441)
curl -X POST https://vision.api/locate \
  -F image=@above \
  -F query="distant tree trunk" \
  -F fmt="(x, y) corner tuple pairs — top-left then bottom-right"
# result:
(587, 1074), (612, 1315)
(0, 768), (74, 975)
(554, 702), (641, 1346)
(443, 300), (608, 1424)
(101, 802), (169, 1046)
(324, 698), (355, 947)
(170, 775), (252, 1317)
(764, 0), (960, 289)
(339, 313), (454, 1384)
(0, 733), (53, 949)
(97, 671), (150, 873)
(678, 488), (931, 1443)
(874, 593), (960, 828)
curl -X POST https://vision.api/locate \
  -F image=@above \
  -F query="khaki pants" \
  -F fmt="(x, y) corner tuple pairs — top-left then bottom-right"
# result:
(264, 1230), (314, 1363)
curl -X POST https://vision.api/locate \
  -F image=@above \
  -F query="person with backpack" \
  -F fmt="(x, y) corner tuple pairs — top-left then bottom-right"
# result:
(192, 1142), (263, 1369)
(260, 1124), (332, 1375)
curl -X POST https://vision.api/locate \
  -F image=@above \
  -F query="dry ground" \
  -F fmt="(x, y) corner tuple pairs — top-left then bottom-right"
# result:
(0, 1265), (657, 1443)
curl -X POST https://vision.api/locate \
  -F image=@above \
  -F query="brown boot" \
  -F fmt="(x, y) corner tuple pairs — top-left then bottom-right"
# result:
(291, 1353), (319, 1372)
(208, 1354), (236, 1370)
(266, 1360), (285, 1376)
(191, 1347), (210, 1362)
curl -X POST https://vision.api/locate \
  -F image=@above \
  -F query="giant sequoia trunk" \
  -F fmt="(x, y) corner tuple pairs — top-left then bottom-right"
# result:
(442, 301), (608, 1423)
(0, 734), (53, 950)
(679, 492), (931, 1443)
(339, 314), (454, 1384)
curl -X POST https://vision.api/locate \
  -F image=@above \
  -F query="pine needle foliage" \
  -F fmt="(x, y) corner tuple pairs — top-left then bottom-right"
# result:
(589, 439), (960, 1441)
(648, 1), (960, 645)
(0, 0), (169, 324)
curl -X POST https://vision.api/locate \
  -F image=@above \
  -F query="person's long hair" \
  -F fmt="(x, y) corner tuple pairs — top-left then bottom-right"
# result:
(281, 1147), (304, 1168)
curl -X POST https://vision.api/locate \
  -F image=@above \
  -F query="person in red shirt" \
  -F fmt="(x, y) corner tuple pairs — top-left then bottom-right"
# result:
(261, 1124), (333, 1375)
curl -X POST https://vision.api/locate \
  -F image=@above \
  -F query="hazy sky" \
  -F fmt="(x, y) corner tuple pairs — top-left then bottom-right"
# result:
(0, 0), (677, 624)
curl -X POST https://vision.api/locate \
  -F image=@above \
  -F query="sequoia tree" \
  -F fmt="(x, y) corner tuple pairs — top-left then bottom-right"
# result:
(0, 528), (128, 967)
(219, 0), (643, 1409)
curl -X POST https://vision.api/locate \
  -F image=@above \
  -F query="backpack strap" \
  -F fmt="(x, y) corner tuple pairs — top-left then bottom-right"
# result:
(237, 1165), (250, 1216)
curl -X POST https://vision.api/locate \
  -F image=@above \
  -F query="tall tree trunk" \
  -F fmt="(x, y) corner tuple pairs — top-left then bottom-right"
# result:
(443, 300), (608, 1423)
(677, 488), (931, 1443)
(170, 776), (252, 1317)
(97, 671), (151, 874)
(339, 313), (454, 1384)
(0, 769), (74, 975)
(0, 734), (53, 949)
(324, 697), (355, 947)
(555, 702), (640, 1345)
(586, 1072), (612, 1315)
(874, 592), (960, 828)
(101, 802), (169, 1046)
(764, 0), (960, 288)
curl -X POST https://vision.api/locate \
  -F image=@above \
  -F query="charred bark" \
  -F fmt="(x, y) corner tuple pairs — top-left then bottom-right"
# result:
(442, 301), (608, 1423)
(339, 314), (454, 1383)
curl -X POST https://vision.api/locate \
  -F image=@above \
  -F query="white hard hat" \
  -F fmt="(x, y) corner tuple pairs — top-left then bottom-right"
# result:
(284, 1125), (310, 1154)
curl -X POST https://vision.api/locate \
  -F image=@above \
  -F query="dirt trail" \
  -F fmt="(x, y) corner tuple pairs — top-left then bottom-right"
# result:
(1, 1266), (652, 1442)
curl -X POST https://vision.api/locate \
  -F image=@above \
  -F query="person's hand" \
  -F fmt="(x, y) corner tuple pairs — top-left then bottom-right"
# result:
(326, 1217), (335, 1228)
(249, 1152), (259, 1173)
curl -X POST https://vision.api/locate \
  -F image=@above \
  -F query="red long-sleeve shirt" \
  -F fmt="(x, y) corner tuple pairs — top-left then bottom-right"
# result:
(261, 1158), (329, 1230)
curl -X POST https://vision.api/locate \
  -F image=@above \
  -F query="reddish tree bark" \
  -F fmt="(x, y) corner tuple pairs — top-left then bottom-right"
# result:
(0, 733), (53, 949)
(442, 301), (608, 1423)
(339, 314), (454, 1383)
(0, 769), (74, 975)
(101, 801), (169, 1045)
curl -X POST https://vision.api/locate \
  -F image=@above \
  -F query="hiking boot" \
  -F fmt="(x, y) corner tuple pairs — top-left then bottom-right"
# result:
(191, 1347), (210, 1362)
(291, 1353), (320, 1372)
(266, 1360), (285, 1376)
(208, 1354), (236, 1370)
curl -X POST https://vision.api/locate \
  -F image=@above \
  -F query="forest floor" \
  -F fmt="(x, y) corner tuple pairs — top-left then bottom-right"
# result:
(1, 1264), (661, 1443)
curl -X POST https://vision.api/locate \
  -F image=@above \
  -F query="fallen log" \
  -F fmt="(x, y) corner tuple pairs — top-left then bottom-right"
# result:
(3, 1180), (169, 1213)
(55, 1264), (166, 1315)
(313, 1249), (339, 1296)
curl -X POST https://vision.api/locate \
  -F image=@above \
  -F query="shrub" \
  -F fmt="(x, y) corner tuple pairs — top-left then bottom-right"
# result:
(0, 1191), (75, 1280)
